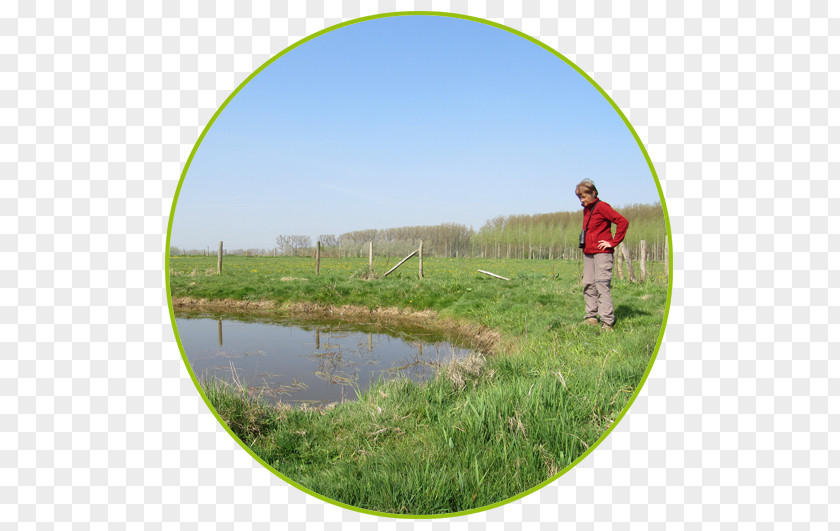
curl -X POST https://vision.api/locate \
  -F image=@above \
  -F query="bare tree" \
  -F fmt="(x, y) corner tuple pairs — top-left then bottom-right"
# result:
(290, 235), (312, 255)
(275, 234), (312, 256)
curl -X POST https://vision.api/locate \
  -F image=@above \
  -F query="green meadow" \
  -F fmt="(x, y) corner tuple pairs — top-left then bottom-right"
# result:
(168, 255), (668, 515)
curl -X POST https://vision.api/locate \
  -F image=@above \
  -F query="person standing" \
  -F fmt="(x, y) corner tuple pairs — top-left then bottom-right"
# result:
(575, 179), (629, 331)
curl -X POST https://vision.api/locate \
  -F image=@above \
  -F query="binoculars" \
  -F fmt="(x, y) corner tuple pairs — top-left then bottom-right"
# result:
(579, 230), (586, 249)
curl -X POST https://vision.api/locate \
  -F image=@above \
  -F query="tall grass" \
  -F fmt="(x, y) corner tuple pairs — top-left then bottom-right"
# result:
(171, 256), (668, 515)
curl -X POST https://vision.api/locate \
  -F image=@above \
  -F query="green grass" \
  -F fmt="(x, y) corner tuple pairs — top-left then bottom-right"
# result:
(169, 255), (668, 515)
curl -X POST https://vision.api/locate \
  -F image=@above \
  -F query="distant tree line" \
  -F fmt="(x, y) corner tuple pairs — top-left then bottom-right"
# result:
(275, 234), (313, 256)
(171, 203), (667, 261)
(337, 223), (474, 258)
(473, 203), (668, 260)
(169, 246), (277, 257)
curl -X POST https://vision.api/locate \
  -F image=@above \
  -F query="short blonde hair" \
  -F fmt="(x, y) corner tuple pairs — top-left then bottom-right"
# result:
(575, 179), (598, 197)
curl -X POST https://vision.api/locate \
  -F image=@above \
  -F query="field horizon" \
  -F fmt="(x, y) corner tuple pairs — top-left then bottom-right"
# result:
(170, 202), (667, 262)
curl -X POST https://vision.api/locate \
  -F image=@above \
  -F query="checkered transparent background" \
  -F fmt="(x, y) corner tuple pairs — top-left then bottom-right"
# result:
(3, 0), (837, 528)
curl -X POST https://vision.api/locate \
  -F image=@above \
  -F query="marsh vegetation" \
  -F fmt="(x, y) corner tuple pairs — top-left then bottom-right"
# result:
(169, 255), (668, 515)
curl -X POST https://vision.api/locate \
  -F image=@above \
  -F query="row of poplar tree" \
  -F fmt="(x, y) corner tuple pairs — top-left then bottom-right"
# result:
(280, 203), (667, 261)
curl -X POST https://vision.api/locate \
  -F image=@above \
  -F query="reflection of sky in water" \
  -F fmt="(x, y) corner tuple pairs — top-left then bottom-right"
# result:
(174, 313), (473, 407)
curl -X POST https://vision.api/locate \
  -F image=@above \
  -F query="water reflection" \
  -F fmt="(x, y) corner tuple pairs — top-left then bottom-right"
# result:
(175, 312), (472, 408)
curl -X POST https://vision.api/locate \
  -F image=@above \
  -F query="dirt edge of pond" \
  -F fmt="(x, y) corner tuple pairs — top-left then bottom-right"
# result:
(171, 297), (505, 355)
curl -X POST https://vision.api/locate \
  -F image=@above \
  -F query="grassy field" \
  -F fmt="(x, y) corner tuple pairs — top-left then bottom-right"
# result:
(168, 255), (669, 516)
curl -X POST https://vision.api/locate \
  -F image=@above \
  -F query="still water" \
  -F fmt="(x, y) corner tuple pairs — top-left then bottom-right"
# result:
(175, 312), (473, 407)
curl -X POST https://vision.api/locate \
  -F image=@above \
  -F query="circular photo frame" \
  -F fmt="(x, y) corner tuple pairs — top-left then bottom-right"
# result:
(167, 12), (671, 518)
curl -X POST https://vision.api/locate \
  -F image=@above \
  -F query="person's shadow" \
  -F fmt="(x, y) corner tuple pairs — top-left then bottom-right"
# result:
(614, 304), (652, 321)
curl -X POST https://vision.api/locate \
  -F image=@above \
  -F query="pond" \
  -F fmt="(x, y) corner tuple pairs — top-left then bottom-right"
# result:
(174, 311), (475, 407)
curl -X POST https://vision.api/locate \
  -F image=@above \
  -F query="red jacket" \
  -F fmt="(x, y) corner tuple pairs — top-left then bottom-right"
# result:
(581, 199), (629, 254)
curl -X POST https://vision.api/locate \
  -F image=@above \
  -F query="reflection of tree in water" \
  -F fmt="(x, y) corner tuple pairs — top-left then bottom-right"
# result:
(311, 350), (358, 386)
(312, 328), (473, 387)
(380, 342), (469, 382)
(210, 319), (309, 400)
(310, 329), (362, 393)
(198, 362), (307, 403)
(178, 315), (475, 408)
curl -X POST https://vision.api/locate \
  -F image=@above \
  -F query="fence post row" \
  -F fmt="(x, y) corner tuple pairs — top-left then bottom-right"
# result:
(198, 237), (666, 283)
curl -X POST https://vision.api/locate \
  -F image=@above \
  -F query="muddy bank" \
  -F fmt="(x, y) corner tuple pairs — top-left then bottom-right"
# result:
(171, 297), (504, 355)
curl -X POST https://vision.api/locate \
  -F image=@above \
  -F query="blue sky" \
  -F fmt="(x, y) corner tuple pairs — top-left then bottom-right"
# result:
(172, 14), (660, 250)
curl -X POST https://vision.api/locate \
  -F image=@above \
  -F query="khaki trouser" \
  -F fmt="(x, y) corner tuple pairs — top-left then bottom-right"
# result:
(583, 252), (615, 326)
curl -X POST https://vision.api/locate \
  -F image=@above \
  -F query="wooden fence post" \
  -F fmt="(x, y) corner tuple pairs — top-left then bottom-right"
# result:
(615, 244), (625, 281)
(620, 242), (636, 282)
(478, 269), (510, 281)
(369, 241), (373, 273)
(419, 240), (424, 279)
(217, 241), (223, 275)
(316, 241), (321, 275)
(382, 249), (419, 277)
(640, 240), (647, 281)
(664, 239), (669, 285)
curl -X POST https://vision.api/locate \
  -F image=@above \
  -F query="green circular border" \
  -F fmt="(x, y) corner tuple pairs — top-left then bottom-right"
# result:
(165, 11), (673, 520)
